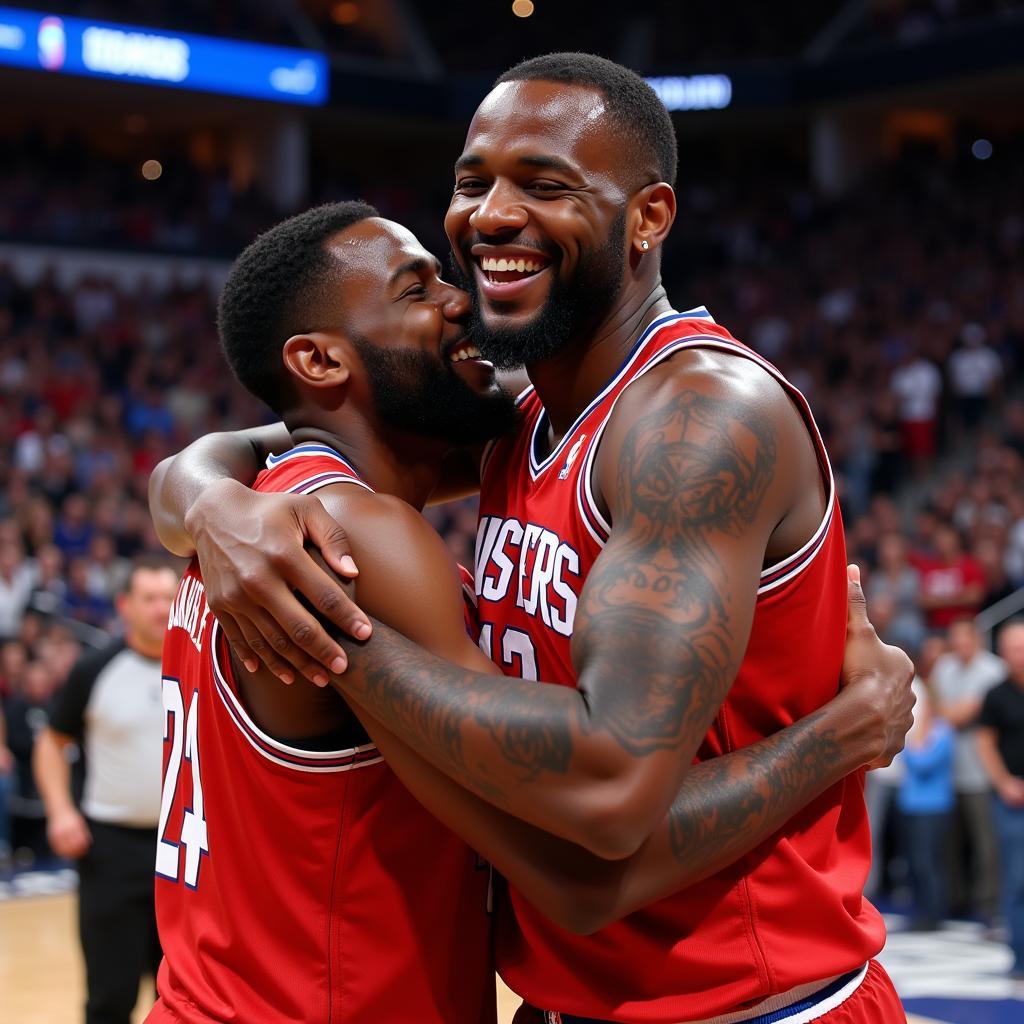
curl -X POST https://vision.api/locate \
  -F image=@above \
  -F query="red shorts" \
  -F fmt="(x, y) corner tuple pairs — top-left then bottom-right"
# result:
(513, 960), (905, 1024)
(813, 961), (905, 1023)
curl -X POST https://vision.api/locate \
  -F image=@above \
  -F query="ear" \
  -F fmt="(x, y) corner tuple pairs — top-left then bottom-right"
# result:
(282, 332), (351, 390)
(629, 181), (676, 259)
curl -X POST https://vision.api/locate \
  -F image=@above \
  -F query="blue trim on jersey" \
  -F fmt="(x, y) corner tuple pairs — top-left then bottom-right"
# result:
(265, 443), (361, 478)
(528, 307), (713, 475)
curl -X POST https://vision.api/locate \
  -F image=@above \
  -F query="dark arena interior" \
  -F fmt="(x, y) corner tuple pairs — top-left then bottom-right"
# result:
(1, 3), (1024, 1023)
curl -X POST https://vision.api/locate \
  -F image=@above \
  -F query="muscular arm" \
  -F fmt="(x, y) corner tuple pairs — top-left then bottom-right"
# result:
(306, 487), (907, 932)
(332, 364), (874, 858)
(147, 426), (482, 678)
(149, 424), (288, 556)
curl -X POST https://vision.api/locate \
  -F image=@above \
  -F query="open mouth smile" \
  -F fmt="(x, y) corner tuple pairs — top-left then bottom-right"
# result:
(472, 248), (552, 300)
(446, 338), (485, 363)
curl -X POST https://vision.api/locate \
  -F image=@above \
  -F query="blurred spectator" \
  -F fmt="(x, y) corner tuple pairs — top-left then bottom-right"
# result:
(54, 494), (95, 560)
(3, 659), (59, 860)
(62, 558), (115, 630)
(898, 680), (956, 931)
(947, 324), (1003, 435)
(912, 524), (987, 632)
(866, 534), (926, 654)
(27, 543), (67, 618)
(977, 620), (1024, 980)
(890, 349), (943, 471)
(932, 619), (1006, 921)
(0, 538), (34, 640)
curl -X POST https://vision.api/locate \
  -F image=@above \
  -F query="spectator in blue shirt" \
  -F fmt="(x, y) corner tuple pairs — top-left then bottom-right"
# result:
(898, 680), (956, 932)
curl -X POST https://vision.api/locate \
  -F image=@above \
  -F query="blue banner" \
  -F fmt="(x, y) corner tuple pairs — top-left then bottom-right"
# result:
(0, 6), (327, 105)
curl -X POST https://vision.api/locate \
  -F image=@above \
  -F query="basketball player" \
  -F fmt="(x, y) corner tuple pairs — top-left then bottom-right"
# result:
(151, 57), (913, 1024)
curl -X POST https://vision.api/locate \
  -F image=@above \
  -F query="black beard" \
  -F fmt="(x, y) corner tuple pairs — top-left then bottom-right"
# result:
(448, 211), (627, 371)
(351, 335), (518, 445)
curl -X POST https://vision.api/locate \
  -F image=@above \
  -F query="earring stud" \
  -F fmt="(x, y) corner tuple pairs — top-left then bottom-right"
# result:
(640, 240), (649, 251)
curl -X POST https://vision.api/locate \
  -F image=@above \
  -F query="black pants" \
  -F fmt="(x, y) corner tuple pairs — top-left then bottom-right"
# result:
(78, 820), (161, 1024)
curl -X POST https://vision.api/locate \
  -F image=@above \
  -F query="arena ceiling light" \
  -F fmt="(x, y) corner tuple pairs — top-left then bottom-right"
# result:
(0, 5), (328, 105)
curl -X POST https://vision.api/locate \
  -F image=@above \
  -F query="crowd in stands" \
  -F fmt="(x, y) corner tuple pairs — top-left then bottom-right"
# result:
(0, 135), (281, 258)
(0, 140), (1023, 953)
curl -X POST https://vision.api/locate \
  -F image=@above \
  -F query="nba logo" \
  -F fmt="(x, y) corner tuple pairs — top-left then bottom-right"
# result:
(558, 434), (586, 480)
(38, 17), (66, 70)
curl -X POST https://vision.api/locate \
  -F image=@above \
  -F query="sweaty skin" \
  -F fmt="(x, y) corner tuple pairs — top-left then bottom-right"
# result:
(150, 78), (915, 901)
(232, 464), (910, 933)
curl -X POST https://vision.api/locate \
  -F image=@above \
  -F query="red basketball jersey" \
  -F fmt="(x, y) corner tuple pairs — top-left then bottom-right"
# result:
(476, 309), (884, 1022)
(150, 444), (494, 1024)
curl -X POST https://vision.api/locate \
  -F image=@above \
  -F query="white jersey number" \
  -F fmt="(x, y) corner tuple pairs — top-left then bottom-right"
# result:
(478, 623), (538, 681)
(155, 678), (209, 888)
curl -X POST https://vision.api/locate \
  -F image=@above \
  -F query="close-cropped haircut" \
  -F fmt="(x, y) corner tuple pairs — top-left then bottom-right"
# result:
(217, 200), (379, 414)
(494, 52), (678, 188)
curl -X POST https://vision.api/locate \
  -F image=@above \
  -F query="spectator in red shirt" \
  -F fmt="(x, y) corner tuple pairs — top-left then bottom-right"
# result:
(913, 523), (987, 632)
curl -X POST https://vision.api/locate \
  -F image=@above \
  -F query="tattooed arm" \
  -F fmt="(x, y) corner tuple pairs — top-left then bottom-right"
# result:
(305, 484), (910, 933)
(338, 589), (910, 933)
(331, 356), (848, 858)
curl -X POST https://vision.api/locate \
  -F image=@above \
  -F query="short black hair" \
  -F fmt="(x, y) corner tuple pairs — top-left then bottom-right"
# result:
(494, 52), (678, 188)
(217, 201), (379, 414)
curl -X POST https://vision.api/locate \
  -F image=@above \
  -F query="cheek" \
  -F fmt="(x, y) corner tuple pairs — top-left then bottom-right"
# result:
(406, 305), (445, 344)
(444, 201), (472, 248)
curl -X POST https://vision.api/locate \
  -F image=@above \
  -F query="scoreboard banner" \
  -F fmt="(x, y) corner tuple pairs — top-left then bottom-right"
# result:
(0, 5), (328, 105)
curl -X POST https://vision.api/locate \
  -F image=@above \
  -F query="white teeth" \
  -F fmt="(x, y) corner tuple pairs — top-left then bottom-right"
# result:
(450, 345), (482, 363)
(480, 256), (544, 273)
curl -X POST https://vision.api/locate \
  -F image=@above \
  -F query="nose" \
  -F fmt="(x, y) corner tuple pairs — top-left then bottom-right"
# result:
(441, 285), (471, 322)
(468, 179), (528, 236)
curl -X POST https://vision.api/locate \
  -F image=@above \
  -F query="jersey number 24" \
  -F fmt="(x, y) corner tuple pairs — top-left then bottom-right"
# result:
(156, 678), (209, 888)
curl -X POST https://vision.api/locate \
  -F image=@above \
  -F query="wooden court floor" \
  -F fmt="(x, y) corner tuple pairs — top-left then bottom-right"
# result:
(3, 892), (943, 1024)
(0, 892), (522, 1024)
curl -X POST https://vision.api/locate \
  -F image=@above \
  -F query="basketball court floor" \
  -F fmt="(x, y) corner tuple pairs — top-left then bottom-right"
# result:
(2, 868), (1022, 1024)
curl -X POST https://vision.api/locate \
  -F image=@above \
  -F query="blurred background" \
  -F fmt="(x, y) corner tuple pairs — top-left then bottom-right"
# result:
(0, 2), (1023, 1022)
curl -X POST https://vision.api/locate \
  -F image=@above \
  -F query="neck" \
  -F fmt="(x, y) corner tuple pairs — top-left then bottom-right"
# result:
(286, 421), (445, 511)
(526, 281), (673, 442)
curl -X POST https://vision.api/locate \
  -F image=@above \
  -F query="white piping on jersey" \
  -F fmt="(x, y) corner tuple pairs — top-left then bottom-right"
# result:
(264, 442), (375, 495)
(266, 443), (362, 475)
(575, 335), (836, 597)
(525, 307), (715, 480)
(209, 620), (382, 774)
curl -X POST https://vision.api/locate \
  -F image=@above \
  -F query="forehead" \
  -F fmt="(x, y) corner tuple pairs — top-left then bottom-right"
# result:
(461, 80), (620, 179)
(325, 218), (435, 283)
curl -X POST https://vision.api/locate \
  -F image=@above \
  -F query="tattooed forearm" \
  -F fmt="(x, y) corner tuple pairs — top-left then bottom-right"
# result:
(336, 619), (575, 805)
(664, 704), (845, 869)
(576, 387), (777, 757)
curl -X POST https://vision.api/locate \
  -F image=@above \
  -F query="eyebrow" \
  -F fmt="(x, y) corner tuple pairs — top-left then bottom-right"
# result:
(388, 255), (443, 286)
(454, 153), (580, 177)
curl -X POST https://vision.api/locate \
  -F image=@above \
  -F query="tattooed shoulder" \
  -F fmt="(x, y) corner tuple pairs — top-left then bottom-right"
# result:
(574, 366), (781, 758)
